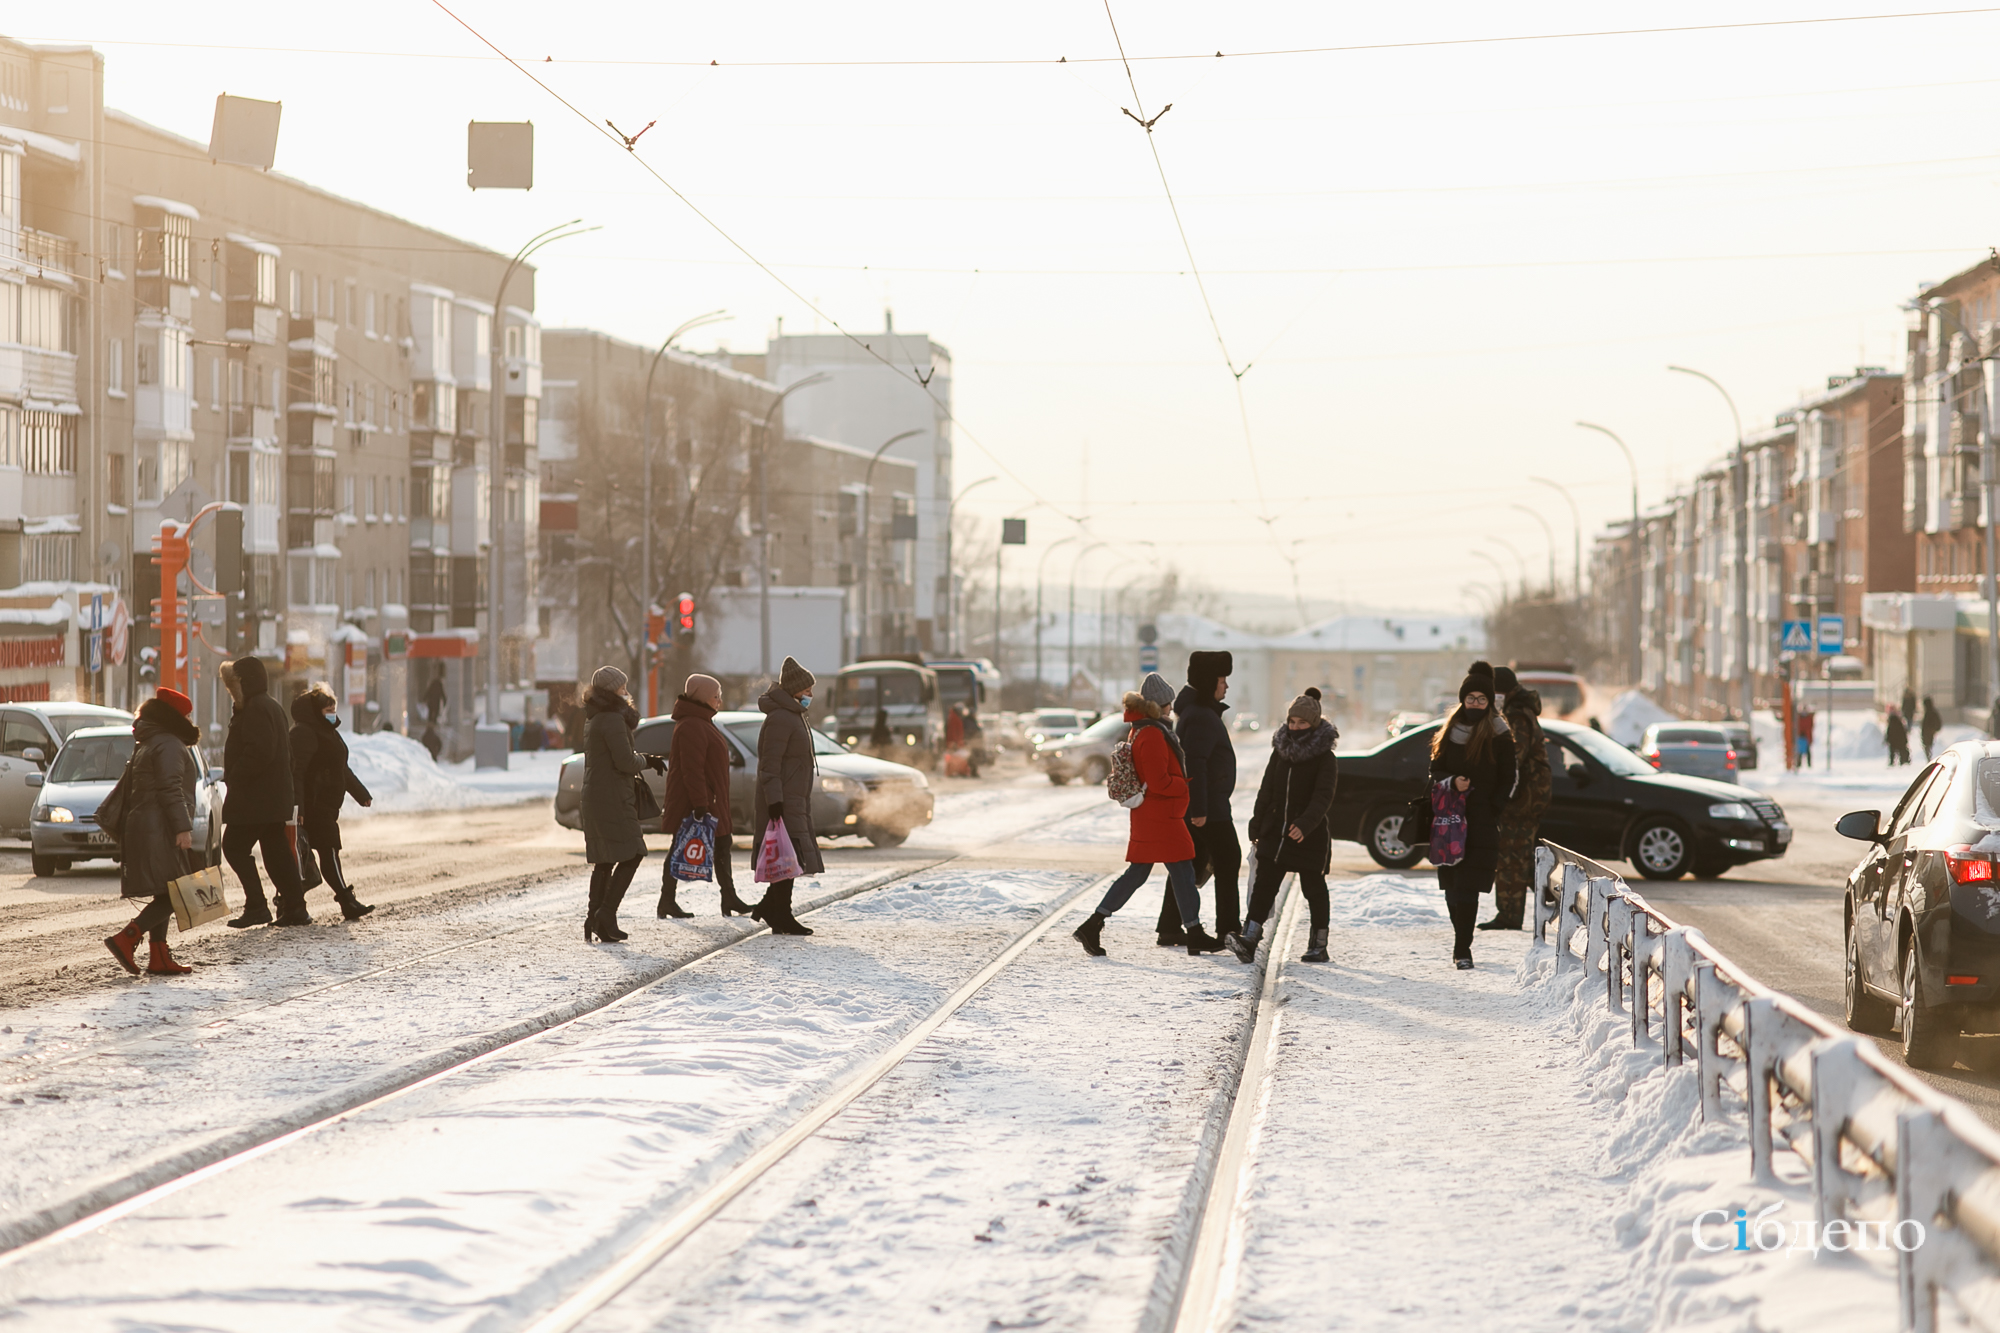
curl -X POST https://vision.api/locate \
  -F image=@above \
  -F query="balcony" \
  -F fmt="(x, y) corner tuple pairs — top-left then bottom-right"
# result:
(21, 348), (76, 404)
(20, 228), (77, 281)
(228, 405), (278, 443)
(226, 304), (281, 347)
(1953, 495), (1984, 531)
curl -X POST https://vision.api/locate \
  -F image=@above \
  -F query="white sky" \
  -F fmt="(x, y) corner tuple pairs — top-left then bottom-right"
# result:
(26, 1), (2000, 619)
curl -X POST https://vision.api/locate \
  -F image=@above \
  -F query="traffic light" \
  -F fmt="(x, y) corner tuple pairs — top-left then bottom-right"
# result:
(138, 646), (159, 684)
(676, 592), (695, 635)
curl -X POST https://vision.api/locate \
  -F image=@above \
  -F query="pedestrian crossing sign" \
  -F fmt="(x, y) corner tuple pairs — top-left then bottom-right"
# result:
(1780, 620), (1812, 653)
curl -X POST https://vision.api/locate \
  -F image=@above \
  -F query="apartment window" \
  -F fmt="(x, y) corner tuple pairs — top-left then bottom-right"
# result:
(228, 451), (249, 505)
(345, 279), (357, 327)
(344, 475), (356, 517)
(227, 359), (244, 407)
(21, 285), (71, 353)
(505, 325), (522, 359)
(209, 356), (221, 410)
(343, 382), (355, 424)
(106, 338), (123, 396)
(365, 291), (377, 337)
(365, 475), (376, 521)
(105, 453), (127, 507)
(364, 384), (375, 428)
(288, 269), (301, 317)
(104, 222), (123, 277)
(397, 476), (406, 521)
(136, 340), (156, 387)
(0, 406), (15, 467)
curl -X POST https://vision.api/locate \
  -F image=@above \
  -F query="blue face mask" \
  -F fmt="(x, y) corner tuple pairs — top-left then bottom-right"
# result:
(799, 694), (813, 708)
(325, 711), (341, 729)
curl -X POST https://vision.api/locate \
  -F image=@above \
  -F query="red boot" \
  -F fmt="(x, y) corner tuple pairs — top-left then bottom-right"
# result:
(146, 939), (192, 976)
(105, 923), (143, 975)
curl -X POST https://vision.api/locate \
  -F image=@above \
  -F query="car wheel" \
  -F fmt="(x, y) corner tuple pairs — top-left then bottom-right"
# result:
(1047, 772), (1070, 786)
(1083, 756), (1110, 785)
(1901, 933), (1952, 1068)
(1362, 805), (1425, 870)
(1630, 818), (1692, 880)
(866, 826), (909, 848)
(30, 854), (58, 878)
(1845, 920), (1894, 1034)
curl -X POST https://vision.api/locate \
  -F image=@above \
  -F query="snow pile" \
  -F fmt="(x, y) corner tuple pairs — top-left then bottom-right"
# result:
(342, 732), (559, 814)
(840, 868), (1080, 922)
(1017, 797), (1128, 845)
(1606, 689), (1676, 746)
(1517, 945), (1901, 1330)
(1328, 870), (1446, 926)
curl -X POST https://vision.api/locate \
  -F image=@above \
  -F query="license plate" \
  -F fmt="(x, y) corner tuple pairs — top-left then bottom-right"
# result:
(87, 831), (115, 846)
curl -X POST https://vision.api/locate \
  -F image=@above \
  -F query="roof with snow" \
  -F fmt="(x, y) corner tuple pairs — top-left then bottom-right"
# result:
(1266, 614), (1486, 654)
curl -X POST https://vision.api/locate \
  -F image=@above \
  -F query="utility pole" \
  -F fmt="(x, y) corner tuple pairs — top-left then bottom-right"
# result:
(1669, 367), (1750, 721)
(859, 429), (922, 660)
(1067, 542), (1108, 702)
(1035, 535), (1079, 707)
(640, 310), (728, 713)
(754, 372), (829, 676)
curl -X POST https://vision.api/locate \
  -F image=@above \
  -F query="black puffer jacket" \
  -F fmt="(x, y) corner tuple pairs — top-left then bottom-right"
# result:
(1247, 720), (1339, 873)
(1428, 707), (1518, 850)
(291, 690), (372, 848)
(1174, 685), (1236, 821)
(221, 655), (293, 823)
(121, 698), (198, 900)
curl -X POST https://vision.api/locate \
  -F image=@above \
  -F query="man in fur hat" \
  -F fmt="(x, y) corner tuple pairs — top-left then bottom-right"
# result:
(1158, 649), (1241, 944)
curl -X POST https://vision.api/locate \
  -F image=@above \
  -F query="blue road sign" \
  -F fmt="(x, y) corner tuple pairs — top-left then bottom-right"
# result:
(1139, 644), (1159, 673)
(1817, 615), (1845, 654)
(1780, 620), (1812, 653)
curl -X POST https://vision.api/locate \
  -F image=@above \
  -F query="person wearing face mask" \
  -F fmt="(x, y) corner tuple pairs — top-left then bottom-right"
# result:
(754, 656), (823, 936)
(289, 683), (375, 921)
(1226, 688), (1339, 965)
(1429, 660), (1516, 969)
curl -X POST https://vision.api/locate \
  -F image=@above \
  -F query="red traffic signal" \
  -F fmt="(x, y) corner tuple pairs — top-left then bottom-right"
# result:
(676, 592), (694, 633)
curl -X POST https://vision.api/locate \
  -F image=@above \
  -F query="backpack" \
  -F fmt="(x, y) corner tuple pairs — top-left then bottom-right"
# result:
(1106, 724), (1147, 808)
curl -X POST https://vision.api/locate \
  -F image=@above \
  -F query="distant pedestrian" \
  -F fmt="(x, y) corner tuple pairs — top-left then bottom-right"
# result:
(219, 656), (307, 928)
(870, 705), (892, 757)
(423, 670), (447, 725)
(1922, 696), (1944, 760)
(1071, 673), (1225, 959)
(521, 716), (547, 751)
(659, 674), (754, 919)
(1430, 661), (1516, 970)
(1885, 706), (1911, 767)
(1903, 686), (1920, 732)
(1483, 666), (1550, 932)
(963, 705), (984, 777)
(289, 683), (375, 921)
(420, 722), (443, 763)
(1795, 709), (1814, 768)
(1226, 688), (1338, 965)
(755, 656), (824, 936)
(945, 703), (966, 756)
(1161, 651), (1239, 947)
(581, 665), (658, 943)
(103, 690), (201, 977)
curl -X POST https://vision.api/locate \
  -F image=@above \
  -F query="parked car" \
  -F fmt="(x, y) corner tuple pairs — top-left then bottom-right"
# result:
(1835, 742), (2000, 1067)
(1719, 721), (1759, 771)
(29, 724), (225, 877)
(553, 710), (933, 848)
(1638, 723), (1740, 784)
(1038, 712), (1133, 785)
(1025, 709), (1087, 745)
(1331, 718), (1790, 880)
(0, 702), (133, 838)
(1384, 710), (1438, 738)
(1233, 712), (1262, 734)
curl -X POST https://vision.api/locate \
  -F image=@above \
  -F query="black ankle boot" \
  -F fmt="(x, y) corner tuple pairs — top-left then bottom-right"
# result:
(1184, 925), (1225, 956)
(228, 898), (273, 929)
(335, 888), (375, 921)
(656, 882), (693, 919)
(1073, 913), (1107, 957)
(760, 883), (813, 936)
(720, 884), (757, 917)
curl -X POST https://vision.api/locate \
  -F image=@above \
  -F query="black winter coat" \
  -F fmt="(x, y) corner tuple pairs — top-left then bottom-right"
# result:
(581, 687), (647, 865)
(1247, 721), (1339, 873)
(290, 698), (372, 849)
(121, 700), (198, 900)
(221, 655), (293, 823)
(1428, 708), (1517, 850)
(756, 683), (826, 877)
(1174, 685), (1236, 820)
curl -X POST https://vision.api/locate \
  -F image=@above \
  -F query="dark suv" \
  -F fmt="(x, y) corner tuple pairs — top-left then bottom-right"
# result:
(1835, 742), (2000, 1068)
(1333, 718), (1791, 880)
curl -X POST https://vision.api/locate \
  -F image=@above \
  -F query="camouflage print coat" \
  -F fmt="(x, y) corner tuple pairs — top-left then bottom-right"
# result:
(1495, 688), (1552, 899)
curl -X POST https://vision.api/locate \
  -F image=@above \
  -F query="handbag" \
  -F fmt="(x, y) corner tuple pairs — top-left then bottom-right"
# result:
(169, 861), (230, 932)
(633, 775), (662, 823)
(95, 754), (139, 844)
(754, 816), (803, 884)
(669, 813), (718, 883)
(289, 822), (325, 890)
(1401, 792), (1433, 852)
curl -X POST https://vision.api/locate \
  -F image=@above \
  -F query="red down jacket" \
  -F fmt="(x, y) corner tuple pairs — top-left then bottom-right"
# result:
(1125, 707), (1195, 865)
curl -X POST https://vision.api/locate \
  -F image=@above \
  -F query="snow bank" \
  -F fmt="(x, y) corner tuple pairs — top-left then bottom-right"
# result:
(1607, 689), (1675, 746)
(1328, 870), (1446, 926)
(342, 733), (564, 814)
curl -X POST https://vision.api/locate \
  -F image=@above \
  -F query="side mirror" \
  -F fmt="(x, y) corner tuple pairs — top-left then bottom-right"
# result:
(25, 773), (42, 788)
(1566, 762), (1589, 786)
(22, 747), (44, 765)
(1835, 810), (1883, 842)
(210, 767), (224, 782)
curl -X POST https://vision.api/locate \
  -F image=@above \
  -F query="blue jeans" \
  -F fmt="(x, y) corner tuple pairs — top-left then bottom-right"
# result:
(1097, 860), (1200, 923)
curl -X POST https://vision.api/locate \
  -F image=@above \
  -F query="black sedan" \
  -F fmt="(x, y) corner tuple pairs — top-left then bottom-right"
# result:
(1835, 742), (2000, 1068)
(1332, 718), (1792, 880)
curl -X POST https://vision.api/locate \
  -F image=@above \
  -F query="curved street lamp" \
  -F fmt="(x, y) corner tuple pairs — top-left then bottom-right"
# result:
(1577, 420), (1643, 685)
(1668, 364), (1751, 721)
(639, 309), (729, 711)
(1067, 541), (1111, 698)
(946, 476), (997, 655)
(1033, 534), (1081, 706)
(754, 372), (831, 675)
(859, 428), (924, 660)
(1485, 535), (1530, 595)
(1510, 503), (1558, 594)
(1529, 476), (1583, 599)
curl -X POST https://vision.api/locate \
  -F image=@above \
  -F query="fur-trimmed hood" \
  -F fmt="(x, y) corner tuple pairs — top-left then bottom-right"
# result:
(135, 696), (200, 747)
(1271, 719), (1337, 763)
(291, 684), (338, 724)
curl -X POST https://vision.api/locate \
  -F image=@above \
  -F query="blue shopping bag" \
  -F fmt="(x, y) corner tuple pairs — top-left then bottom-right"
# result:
(669, 812), (719, 883)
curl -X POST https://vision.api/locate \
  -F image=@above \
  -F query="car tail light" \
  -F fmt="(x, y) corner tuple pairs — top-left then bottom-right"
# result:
(1725, 749), (1738, 769)
(1947, 845), (1995, 883)
(1949, 975), (1982, 986)
(1647, 753), (1662, 768)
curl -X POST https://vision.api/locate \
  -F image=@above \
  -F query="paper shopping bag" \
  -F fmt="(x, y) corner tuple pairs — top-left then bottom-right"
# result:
(169, 863), (230, 932)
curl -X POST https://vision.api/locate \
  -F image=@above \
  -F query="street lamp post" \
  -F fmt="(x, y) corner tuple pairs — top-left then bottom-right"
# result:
(639, 309), (729, 713)
(1471, 550), (1511, 603)
(1669, 365), (1751, 722)
(755, 372), (830, 676)
(1510, 503), (1558, 594)
(1066, 541), (1109, 703)
(859, 428), (922, 660)
(482, 220), (596, 768)
(944, 476), (997, 656)
(1577, 421), (1642, 687)
(1035, 534), (1079, 707)
(1485, 535), (1529, 597)
(1530, 475), (1583, 599)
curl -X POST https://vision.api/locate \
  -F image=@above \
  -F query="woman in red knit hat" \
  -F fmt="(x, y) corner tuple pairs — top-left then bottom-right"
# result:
(104, 689), (201, 976)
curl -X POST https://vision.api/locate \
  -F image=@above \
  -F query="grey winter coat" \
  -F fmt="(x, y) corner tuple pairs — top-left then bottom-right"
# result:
(756, 682), (826, 877)
(121, 700), (199, 900)
(581, 686), (647, 864)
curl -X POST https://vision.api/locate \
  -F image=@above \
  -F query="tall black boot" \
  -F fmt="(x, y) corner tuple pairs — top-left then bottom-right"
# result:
(584, 877), (605, 942)
(718, 875), (757, 917)
(1156, 885), (1186, 947)
(656, 874), (693, 919)
(758, 881), (814, 936)
(597, 876), (630, 942)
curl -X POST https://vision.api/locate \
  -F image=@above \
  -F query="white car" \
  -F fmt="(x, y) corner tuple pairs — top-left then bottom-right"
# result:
(1026, 708), (1087, 745)
(0, 702), (133, 838)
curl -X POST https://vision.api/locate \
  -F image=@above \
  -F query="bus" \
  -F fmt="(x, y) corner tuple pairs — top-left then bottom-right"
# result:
(832, 660), (946, 767)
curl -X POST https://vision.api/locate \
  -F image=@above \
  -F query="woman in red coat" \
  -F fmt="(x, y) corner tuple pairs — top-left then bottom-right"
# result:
(658, 674), (756, 918)
(1072, 673), (1224, 957)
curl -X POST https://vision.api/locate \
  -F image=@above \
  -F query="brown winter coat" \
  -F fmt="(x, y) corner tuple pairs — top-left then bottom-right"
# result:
(121, 699), (199, 900)
(1501, 688), (1552, 823)
(661, 694), (732, 840)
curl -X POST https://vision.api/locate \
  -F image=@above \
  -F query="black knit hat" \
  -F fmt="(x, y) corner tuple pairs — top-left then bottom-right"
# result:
(1494, 666), (1519, 695)
(1188, 650), (1233, 694)
(1459, 659), (1497, 702)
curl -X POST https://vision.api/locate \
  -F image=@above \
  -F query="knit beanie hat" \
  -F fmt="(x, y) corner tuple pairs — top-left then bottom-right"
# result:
(1459, 659), (1496, 702)
(591, 664), (628, 694)
(1494, 666), (1519, 695)
(1287, 687), (1323, 725)
(779, 655), (816, 695)
(1140, 672), (1176, 709)
(1188, 650), (1233, 696)
(154, 687), (195, 717)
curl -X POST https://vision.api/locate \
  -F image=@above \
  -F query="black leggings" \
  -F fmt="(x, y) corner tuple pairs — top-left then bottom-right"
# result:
(1244, 855), (1330, 933)
(1438, 845), (1500, 959)
(130, 894), (174, 943)
(590, 856), (644, 902)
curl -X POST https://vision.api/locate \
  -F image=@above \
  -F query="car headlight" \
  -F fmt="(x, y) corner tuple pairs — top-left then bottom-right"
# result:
(1708, 801), (1756, 821)
(820, 775), (863, 795)
(38, 806), (73, 823)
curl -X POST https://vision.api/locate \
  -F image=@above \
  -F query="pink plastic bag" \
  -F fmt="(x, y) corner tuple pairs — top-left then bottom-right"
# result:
(755, 816), (803, 883)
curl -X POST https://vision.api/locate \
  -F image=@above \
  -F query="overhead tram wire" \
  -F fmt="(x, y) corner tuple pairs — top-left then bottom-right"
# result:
(424, 0), (1080, 527)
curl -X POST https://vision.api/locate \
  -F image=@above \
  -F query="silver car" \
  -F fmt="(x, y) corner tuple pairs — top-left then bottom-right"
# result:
(1638, 723), (1740, 784)
(553, 710), (934, 848)
(0, 702), (133, 838)
(29, 724), (226, 878)
(1037, 712), (1132, 785)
